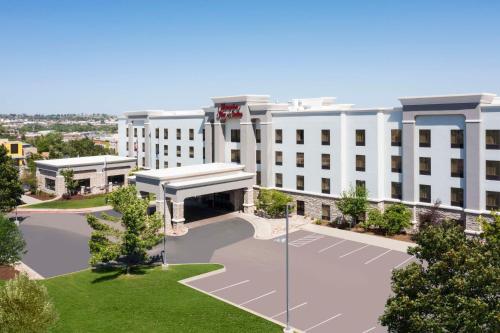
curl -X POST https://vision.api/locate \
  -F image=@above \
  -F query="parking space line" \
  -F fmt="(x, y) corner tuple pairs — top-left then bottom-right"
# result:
(271, 301), (308, 318)
(289, 234), (325, 247)
(364, 249), (391, 264)
(318, 239), (346, 253)
(304, 313), (342, 332)
(208, 280), (250, 294)
(239, 290), (276, 306)
(361, 327), (376, 333)
(339, 244), (370, 258)
(392, 256), (415, 270)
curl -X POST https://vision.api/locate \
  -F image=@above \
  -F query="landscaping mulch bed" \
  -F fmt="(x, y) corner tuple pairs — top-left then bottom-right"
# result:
(26, 192), (56, 200)
(315, 221), (415, 243)
(0, 265), (19, 280)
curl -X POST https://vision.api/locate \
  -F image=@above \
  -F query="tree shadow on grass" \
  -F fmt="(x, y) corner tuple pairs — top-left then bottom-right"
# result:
(91, 263), (149, 284)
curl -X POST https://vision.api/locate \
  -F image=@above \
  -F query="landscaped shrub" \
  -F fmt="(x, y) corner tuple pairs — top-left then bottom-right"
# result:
(256, 189), (293, 218)
(363, 203), (412, 236)
(0, 214), (26, 266)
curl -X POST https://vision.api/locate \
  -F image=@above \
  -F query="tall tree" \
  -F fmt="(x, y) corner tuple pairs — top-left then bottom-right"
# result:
(0, 214), (26, 266)
(380, 217), (500, 332)
(0, 145), (23, 212)
(337, 185), (368, 226)
(87, 186), (162, 273)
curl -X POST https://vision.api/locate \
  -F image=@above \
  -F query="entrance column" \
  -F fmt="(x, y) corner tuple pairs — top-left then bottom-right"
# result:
(172, 201), (185, 230)
(243, 187), (255, 214)
(156, 189), (173, 234)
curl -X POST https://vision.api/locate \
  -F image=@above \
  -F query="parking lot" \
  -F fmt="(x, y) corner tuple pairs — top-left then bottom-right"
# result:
(185, 230), (415, 333)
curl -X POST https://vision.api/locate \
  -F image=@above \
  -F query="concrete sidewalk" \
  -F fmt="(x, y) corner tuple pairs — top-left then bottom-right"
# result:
(236, 212), (310, 240)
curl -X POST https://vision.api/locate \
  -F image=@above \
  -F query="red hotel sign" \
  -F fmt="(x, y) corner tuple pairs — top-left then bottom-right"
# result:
(217, 103), (243, 121)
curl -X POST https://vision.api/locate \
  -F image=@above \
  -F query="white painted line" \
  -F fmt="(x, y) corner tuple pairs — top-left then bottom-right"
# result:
(364, 249), (392, 265)
(392, 256), (415, 270)
(239, 290), (276, 306)
(208, 280), (250, 294)
(339, 244), (370, 258)
(271, 301), (308, 318)
(361, 327), (376, 333)
(304, 313), (342, 332)
(318, 239), (347, 253)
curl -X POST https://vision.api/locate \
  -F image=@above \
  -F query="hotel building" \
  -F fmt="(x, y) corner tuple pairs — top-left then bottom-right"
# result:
(118, 93), (500, 233)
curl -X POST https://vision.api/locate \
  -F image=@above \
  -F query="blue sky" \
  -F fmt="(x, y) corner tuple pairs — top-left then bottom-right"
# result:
(1, 0), (499, 114)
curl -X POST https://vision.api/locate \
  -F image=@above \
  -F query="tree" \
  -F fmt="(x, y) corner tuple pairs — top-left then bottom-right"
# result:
(0, 273), (58, 333)
(256, 189), (293, 218)
(362, 203), (412, 235)
(0, 215), (26, 266)
(337, 185), (368, 226)
(87, 186), (162, 274)
(0, 145), (23, 212)
(380, 217), (500, 332)
(60, 169), (78, 197)
(418, 199), (444, 229)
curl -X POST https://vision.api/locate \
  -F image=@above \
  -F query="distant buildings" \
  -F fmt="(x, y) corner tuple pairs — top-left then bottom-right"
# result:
(0, 139), (37, 168)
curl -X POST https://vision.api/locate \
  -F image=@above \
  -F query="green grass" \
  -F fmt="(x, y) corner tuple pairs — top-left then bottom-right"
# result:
(41, 264), (281, 333)
(26, 195), (108, 209)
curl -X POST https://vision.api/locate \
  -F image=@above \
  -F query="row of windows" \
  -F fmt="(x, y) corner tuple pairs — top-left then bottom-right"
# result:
(154, 160), (183, 169)
(127, 127), (197, 141)
(129, 142), (196, 159)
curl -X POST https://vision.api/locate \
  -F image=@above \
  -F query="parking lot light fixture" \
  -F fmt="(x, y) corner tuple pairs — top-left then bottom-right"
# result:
(283, 203), (293, 333)
(161, 183), (168, 270)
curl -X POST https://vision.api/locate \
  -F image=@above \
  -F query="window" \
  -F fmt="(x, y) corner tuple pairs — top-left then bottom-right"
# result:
(321, 178), (330, 194)
(275, 129), (282, 144)
(450, 130), (464, 148)
(189, 146), (194, 158)
(450, 188), (464, 207)
(486, 130), (500, 149)
(275, 173), (283, 188)
(177, 162), (181, 167)
(356, 180), (366, 189)
(256, 150), (261, 164)
(45, 178), (55, 191)
(134, 128), (137, 137)
(419, 157), (431, 175)
(142, 157), (145, 166)
(164, 129), (168, 139)
(356, 130), (365, 146)
(176, 129), (181, 140)
(321, 154), (330, 170)
(126, 142), (129, 151)
(321, 130), (330, 145)
(10, 144), (18, 154)
(189, 129), (194, 140)
(126, 128), (129, 137)
(142, 143), (145, 152)
(296, 152), (304, 168)
(163, 145), (168, 156)
(486, 191), (500, 210)
(176, 146), (181, 157)
(296, 129), (304, 144)
(155, 128), (159, 139)
(296, 200), (305, 216)
(156, 160), (159, 169)
(486, 160), (500, 180)
(419, 129), (431, 147)
(322, 204), (331, 221)
(142, 128), (145, 138)
(202, 129), (205, 141)
(155, 144), (159, 155)
(391, 182), (402, 199)
(391, 156), (402, 173)
(451, 159), (464, 178)
(231, 149), (241, 163)
(419, 184), (431, 203)
(356, 155), (366, 172)
(231, 129), (240, 142)
(296, 175), (304, 190)
(391, 129), (402, 146)
(255, 129), (261, 143)
(256, 171), (261, 185)
(164, 161), (168, 168)
(275, 151), (283, 166)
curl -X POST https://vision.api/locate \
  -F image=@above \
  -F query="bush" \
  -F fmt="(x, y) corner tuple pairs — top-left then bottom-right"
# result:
(0, 214), (26, 266)
(362, 203), (412, 236)
(256, 189), (293, 218)
(0, 274), (58, 333)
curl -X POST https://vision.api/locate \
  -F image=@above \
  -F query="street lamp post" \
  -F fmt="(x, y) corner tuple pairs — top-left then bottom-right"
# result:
(161, 183), (168, 270)
(283, 204), (292, 333)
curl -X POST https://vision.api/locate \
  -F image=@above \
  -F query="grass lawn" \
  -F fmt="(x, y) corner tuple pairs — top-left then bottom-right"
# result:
(26, 194), (108, 209)
(42, 264), (281, 333)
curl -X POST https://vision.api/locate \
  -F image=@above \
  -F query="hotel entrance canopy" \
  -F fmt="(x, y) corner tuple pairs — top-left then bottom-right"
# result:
(134, 163), (255, 227)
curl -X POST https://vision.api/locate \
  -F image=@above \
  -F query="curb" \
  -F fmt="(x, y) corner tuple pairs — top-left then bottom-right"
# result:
(15, 262), (44, 280)
(17, 205), (113, 214)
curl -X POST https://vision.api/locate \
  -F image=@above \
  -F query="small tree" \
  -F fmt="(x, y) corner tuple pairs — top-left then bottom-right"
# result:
(379, 216), (500, 332)
(60, 169), (78, 197)
(87, 186), (162, 274)
(0, 214), (26, 266)
(337, 185), (368, 226)
(256, 189), (293, 218)
(0, 273), (58, 333)
(418, 199), (444, 229)
(0, 145), (23, 212)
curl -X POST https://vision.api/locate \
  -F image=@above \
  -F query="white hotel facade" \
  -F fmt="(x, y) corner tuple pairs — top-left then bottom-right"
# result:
(118, 93), (500, 233)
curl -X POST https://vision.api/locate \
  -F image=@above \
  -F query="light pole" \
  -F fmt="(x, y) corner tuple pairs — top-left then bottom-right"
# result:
(283, 203), (292, 333)
(161, 183), (168, 270)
